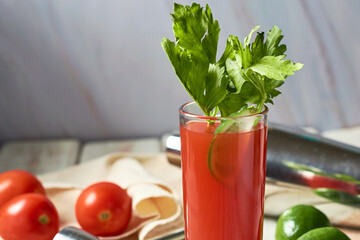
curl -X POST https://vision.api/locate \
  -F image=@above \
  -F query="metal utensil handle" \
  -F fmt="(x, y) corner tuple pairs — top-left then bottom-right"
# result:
(53, 226), (99, 240)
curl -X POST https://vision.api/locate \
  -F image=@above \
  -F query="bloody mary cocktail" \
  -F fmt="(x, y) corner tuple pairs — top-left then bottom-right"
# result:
(162, 3), (303, 239)
(180, 102), (268, 240)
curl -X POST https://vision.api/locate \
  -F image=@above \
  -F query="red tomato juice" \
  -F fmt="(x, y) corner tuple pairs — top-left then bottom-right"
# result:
(180, 121), (267, 240)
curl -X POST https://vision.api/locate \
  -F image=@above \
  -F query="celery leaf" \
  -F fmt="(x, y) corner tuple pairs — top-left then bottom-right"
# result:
(264, 25), (287, 56)
(162, 4), (303, 117)
(250, 55), (304, 80)
(162, 3), (228, 115)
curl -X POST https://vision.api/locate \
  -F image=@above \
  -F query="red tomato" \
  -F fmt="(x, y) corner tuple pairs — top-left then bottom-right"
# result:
(75, 181), (132, 236)
(0, 169), (45, 208)
(0, 193), (59, 240)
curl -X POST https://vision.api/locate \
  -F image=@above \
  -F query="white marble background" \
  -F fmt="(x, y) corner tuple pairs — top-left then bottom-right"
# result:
(0, 0), (359, 141)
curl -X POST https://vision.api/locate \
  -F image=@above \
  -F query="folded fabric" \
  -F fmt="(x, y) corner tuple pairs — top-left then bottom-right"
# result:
(37, 153), (183, 240)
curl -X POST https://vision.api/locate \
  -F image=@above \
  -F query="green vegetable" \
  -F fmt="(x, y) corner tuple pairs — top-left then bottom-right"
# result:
(314, 188), (360, 207)
(161, 3), (226, 116)
(161, 2), (303, 118)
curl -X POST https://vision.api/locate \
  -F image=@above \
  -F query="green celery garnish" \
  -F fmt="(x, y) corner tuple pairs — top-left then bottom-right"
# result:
(161, 3), (227, 116)
(161, 3), (303, 119)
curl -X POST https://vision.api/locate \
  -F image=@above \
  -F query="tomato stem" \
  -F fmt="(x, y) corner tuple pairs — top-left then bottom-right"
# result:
(38, 214), (49, 224)
(99, 211), (111, 221)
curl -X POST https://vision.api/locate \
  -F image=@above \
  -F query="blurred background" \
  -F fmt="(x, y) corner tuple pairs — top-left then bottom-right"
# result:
(0, 0), (359, 142)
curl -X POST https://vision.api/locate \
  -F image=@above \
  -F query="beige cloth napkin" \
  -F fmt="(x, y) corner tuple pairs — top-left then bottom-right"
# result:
(37, 153), (183, 240)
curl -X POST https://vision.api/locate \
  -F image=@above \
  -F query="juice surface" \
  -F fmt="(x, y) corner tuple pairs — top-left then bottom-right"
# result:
(180, 121), (267, 240)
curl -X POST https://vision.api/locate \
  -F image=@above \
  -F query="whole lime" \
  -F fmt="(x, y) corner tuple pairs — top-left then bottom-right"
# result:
(275, 204), (330, 240)
(297, 227), (350, 240)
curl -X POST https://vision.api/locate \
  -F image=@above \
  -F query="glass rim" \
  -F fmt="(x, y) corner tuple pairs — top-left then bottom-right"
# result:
(179, 101), (268, 120)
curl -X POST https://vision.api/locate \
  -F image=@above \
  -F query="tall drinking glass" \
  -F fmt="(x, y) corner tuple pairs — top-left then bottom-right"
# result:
(179, 102), (268, 240)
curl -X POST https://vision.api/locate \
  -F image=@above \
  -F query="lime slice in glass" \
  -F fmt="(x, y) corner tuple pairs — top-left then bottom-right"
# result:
(208, 125), (252, 186)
